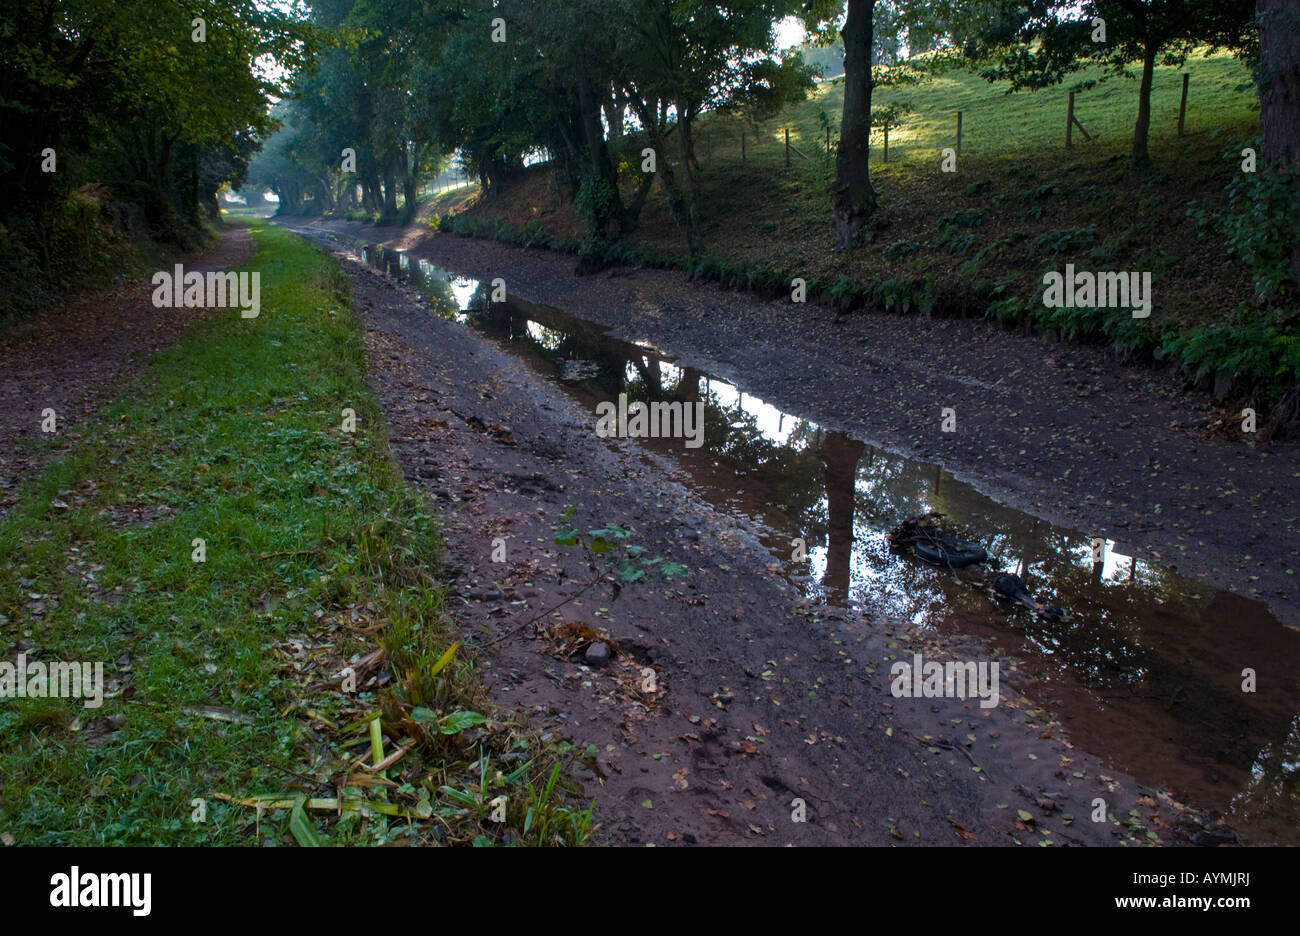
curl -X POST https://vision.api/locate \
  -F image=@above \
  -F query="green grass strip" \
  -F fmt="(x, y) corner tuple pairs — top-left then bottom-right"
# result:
(0, 221), (590, 846)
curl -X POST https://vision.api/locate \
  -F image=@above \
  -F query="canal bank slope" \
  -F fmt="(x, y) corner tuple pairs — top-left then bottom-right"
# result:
(291, 221), (1251, 846)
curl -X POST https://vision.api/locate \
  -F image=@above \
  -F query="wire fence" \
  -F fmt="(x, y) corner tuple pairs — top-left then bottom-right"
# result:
(419, 73), (1206, 203)
(684, 72), (1201, 179)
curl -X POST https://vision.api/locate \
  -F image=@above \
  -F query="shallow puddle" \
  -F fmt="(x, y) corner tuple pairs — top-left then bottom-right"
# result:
(349, 235), (1300, 843)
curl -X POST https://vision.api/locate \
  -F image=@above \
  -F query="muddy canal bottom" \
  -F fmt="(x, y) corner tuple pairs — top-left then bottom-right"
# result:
(345, 236), (1299, 844)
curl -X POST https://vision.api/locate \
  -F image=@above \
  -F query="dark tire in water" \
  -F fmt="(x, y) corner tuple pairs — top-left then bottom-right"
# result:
(914, 537), (987, 568)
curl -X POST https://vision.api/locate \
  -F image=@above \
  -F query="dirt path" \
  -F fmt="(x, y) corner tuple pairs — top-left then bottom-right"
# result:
(328, 238), (1230, 846)
(285, 219), (1300, 632)
(0, 225), (253, 517)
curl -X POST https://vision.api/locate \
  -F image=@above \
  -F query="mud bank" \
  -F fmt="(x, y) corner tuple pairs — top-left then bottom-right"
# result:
(307, 228), (1247, 846)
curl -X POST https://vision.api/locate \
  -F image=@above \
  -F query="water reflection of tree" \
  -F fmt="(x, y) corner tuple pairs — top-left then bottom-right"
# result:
(462, 296), (1299, 788)
(1232, 714), (1300, 841)
(844, 447), (1213, 694)
(408, 263), (460, 319)
(821, 432), (865, 604)
(697, 392), (828, 524)
(849, 446), (1295, 780)
(366, 243), (462, 319)
(476, 304), (840, 546)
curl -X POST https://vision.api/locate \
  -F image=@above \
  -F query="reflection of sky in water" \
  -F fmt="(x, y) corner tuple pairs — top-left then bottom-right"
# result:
(612, 353), (810, 450)
(405, 256), (477, 322)
(701, 379), (1156, 600)
(449, 276), (478, 310)
(526, 321), (564, 351)
(1062, 539), (1156, 585)
(705, 380), (811, 448)
(621, 358), (688, 389)
(809, 529), (942, 628)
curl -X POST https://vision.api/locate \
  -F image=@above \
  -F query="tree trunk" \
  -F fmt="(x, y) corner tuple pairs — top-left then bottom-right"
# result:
(820, 432), (864, 603)
(624, 172), (656, 227)
(382, 163), (398, 220)
(1132, 39), (1158, 168)
(603, 86), (626, 140)
(675, 367), (703, 402)
(636, 107), (697, 253)
(673, 104), (700, 253)
(624, 87), (698, 251)
(651, 130), (689, 247)
(400, 144), (420, 224)
(317, 176), (336, 213)
(362, 165), (381, 214)
(577, 76), (626, 236)
(1258, 0), (1300, 280)
(402, 174), (418, 223)
(831, 0), (878, 250)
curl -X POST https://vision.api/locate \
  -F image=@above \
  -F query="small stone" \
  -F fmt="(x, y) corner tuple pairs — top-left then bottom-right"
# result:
(585, 641), (611, 664)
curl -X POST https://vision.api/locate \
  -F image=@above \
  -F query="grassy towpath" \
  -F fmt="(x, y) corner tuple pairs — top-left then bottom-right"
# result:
(0, 221), (589, 846)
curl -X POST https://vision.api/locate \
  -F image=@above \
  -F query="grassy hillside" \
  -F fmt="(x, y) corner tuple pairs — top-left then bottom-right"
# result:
(433, 51), (1299, 418)
(782, 49), (1255, 166)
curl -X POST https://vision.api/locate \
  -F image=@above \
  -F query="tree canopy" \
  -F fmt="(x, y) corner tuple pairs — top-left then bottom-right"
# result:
(0, 0), (314, 253)
(973, 0), (1256, 166)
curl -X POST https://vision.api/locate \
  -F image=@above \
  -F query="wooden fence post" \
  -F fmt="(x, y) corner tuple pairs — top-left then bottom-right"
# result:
(1066, 91), (1093, 147)
(956, 111), (963, 155)
(1177, 73), (1189, 136)
(883, 127), (889, 163)
(825, 125), (831, 157)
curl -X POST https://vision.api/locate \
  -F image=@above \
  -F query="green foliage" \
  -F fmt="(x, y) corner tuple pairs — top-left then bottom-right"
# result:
(940, 231), (981, 256)
(1033, 226), (1097, 253)
(1018, 183), (1063, 220)
(0, 0), (314, 248)
(1163, 308), (1300, 393)
(872, 101), (915, 132)
(253, 0), (817, 249)
(439, 751), (594, 846)
(939, 208), (987, 228)
(575, 176), (618, 236)
(554, 507), (688, 584)
(1223, 155), (1300, 303)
